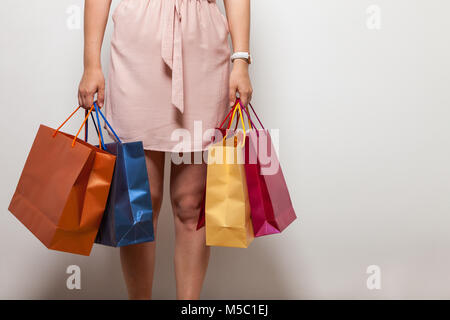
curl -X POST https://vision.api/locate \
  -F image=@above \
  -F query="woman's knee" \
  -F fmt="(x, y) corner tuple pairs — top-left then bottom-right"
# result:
(171, 193), (203, 227)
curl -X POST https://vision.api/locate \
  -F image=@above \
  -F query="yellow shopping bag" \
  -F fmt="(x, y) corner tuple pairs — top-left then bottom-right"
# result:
(205, 103), (254, 248)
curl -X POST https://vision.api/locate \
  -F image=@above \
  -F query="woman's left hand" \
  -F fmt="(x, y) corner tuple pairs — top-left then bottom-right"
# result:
(229, 59), (253, 107)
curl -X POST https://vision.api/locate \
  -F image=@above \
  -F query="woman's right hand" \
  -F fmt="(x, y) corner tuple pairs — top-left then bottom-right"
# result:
(78, 67), (105, 110)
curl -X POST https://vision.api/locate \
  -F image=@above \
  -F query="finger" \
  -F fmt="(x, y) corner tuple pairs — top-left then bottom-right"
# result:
(78, 92), (82, 108)
(84, 92), (94, 110)
(81, 95), (89, 110)
(229, 85), (237, 107)
(86, 93), (95, 109)
(80, 93), (87, 110)
(79, 88), (89, 110)
(97, 86), (105, 108)
(239, 91), (250, 107)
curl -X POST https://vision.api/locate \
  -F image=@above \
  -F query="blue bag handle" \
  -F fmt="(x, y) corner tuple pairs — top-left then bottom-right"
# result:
(93, 102), (122, 147)
(85, 110), (100, 141)
(93, 103), (107, 149)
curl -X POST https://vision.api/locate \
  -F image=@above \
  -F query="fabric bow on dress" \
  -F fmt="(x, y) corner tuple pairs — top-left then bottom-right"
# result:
(161, 0), (217, 113)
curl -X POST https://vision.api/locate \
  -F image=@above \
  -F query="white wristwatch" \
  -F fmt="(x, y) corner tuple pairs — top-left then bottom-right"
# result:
(231, 52), (252, 64)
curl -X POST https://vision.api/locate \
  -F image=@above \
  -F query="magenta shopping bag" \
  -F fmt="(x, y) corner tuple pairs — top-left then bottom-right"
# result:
(242, 104), (297, 237)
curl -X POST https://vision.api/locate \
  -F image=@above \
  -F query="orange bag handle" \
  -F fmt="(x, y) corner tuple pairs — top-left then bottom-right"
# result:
(52, 104), (101, 149)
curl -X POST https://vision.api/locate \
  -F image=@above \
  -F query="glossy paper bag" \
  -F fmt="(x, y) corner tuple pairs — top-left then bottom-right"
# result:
(242, 104), (297, 237)
(92, 104), (154, 247)
(8, 106), (116, 256)
(205, 104), (254, 248)
(197, 105), (247, 231)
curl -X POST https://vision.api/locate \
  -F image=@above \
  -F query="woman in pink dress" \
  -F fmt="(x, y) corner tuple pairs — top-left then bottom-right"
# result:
(78, 0), (253, 299)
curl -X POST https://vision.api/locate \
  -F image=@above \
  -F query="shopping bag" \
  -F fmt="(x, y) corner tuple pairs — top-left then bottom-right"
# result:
(91, 103), (154, 247)
(204, 103), (254, 248)
(196, 103), (251, 231)
(8, 105), (116, 256)
(241, 103), (297, 237)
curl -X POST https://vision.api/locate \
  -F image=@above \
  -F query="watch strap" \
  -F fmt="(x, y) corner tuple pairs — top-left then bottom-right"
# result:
(231, 52), (251, 64)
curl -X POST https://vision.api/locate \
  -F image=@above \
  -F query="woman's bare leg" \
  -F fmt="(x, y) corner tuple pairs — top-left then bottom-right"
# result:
(170, 155), (209, 300)
(120, 150), (165, 300)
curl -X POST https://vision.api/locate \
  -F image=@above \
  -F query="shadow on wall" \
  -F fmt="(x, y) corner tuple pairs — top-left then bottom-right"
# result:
(0, 218), (128, 300)
(203, 241), (291, 300)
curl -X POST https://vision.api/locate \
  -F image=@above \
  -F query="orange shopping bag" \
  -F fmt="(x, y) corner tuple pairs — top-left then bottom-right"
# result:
(8, 105), (116, 255)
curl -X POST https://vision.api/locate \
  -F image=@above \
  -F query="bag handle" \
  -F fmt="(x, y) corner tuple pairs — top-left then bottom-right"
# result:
(85, 108), (103, 148)
(219, 107), (235, 129)
(230, 101), (247, 136)
(225, 102), (268, 142)
(218, 99), (253, 131)
(220, 101), (248, 147)
(233, 103), (258, 132)
(224, 100), (260, 135)
(52, 104), (102, 149)
(93, 102), (107, 150)
(232, 101), (265, 131)
(247, 102), (265, 129)
(226, 99), (252, 131)
(93, 101), (122, 145)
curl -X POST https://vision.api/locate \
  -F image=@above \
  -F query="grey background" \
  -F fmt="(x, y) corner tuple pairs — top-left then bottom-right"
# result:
(1, 0), (449, 299)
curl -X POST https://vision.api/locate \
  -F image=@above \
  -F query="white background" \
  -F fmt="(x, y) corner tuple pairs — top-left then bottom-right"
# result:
(1, 0), (449, 299)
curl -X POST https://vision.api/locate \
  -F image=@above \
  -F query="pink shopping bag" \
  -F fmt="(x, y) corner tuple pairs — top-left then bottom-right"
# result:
(242, 103), (297, 237)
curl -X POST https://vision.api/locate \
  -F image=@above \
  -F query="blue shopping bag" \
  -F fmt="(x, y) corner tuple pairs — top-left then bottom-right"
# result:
(91, 102), (154, 247)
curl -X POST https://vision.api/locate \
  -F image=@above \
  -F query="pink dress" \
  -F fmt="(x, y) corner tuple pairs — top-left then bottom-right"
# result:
(104, 0), (231, 152)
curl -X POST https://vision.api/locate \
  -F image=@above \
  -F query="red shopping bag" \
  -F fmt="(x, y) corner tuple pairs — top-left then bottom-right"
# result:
(242, 103), (297, 236)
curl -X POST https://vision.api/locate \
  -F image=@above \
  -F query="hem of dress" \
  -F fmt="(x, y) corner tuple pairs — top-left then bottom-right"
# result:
(103, 120), (212, 153)
(141, 145), (211, 153)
